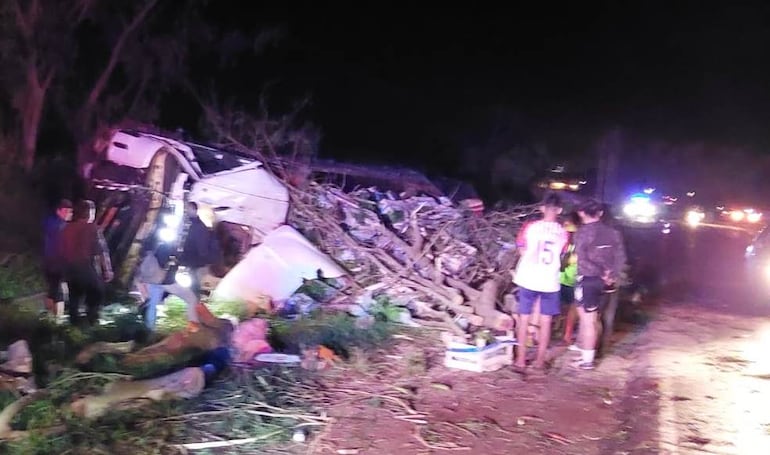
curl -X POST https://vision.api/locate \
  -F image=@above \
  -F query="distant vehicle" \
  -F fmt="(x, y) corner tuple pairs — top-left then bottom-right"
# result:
(532, 172), (587, 194)
(619, 193), (660, 225)
(717, 206), (763, 226)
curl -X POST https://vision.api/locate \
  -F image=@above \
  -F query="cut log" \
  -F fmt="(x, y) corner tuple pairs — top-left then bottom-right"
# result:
(471, 278), (514, 331)
(75, 341), (135, 365)
(0, 392), (64, 441)
(70, 367), (206, 419)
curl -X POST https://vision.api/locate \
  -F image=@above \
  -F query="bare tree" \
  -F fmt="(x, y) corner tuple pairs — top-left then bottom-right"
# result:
(0, 0), (88, 168)
(0, 0), (176, 171)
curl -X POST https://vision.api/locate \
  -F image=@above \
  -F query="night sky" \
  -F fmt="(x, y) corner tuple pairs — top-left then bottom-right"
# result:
(167, 1), (770, 186)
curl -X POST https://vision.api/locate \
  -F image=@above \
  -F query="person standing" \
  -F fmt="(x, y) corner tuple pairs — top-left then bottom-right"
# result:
(136, 238), (200, 332)
(560, 220), (579, 345)
(573, 199), (627, 370)
(512, 193), (569, 372)
(58, 200), (113, 326)
(179, 201), (219, 298)
(42, 199), (73, 316)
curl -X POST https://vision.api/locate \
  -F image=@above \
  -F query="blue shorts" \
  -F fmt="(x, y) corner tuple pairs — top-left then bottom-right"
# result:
(517, 287), (561, 316)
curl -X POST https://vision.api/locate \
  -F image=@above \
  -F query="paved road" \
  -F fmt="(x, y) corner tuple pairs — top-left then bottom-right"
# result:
(605, 222), (770, 454)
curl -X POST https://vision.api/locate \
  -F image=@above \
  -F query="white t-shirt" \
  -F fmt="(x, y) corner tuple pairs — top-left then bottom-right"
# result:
(513, 220), (569, 293)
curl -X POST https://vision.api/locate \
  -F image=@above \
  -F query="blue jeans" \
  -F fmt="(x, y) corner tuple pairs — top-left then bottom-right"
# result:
(144, 282), (199, 330)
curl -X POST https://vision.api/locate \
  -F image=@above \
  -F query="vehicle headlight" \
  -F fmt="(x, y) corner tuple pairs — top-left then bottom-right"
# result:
(624, 198), (657, 220)
(730, 210), (745, 222)
(685, 210), (705, 227)
(175, 269), (193, 288)
(163, 213), (182, 228)
(748, 212), (762, 223)
(158, 227), (177, 242)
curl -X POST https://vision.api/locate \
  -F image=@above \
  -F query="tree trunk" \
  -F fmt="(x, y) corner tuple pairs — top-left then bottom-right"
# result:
(75, 0), (159, 169)
(18, 68), (52, 171)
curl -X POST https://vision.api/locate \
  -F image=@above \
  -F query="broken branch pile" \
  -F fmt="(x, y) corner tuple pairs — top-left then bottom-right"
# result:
(287, 182), (539, 334)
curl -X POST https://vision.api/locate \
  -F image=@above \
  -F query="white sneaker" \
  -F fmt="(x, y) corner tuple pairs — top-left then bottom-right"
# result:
(571, 359), (595, 370)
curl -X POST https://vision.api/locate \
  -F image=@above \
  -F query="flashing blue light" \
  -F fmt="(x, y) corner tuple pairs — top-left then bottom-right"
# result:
(629, 193), (651, 203)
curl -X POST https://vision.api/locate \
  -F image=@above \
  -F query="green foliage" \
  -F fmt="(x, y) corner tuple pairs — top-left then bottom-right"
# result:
(16, 399), (58, 430)
(0, 255), (44, 300)
(369, 294), (405, 323)
(268, 312), (394, 358)
(154, 295), (249, 334)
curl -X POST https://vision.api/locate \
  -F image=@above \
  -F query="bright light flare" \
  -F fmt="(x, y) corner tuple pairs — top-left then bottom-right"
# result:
(549, 181), (567, 190)
(158, 227), (177, 242)
(175, 270), (193, 288)
(748, 212), (762, 223)
(731, 210), (746, 222)
(163, 213), (181, 228)
(623, 195), (657, 221)
(686, 210), (705, 227)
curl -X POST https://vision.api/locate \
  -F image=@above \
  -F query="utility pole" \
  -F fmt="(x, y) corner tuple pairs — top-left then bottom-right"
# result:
(595, 129), (622, 204)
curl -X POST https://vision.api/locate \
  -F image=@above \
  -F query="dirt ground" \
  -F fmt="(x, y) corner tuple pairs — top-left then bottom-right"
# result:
(306, 300), (770, 455)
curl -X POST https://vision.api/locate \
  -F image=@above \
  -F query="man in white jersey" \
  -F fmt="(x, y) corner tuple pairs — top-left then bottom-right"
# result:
(513, 193), (569, 371)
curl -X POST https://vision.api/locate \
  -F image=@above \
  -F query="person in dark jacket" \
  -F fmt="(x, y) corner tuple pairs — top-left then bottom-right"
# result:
(136, 237), (199, 331)
(58, 200), (113, 326)
(42, 199), (73, 315)
(179, 201), (219, 298)
(573, 199), (627, 370)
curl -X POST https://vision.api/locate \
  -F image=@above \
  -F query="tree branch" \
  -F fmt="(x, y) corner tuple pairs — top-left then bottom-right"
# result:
(84, 0), (159, 111)
(11, 0), (38, 42)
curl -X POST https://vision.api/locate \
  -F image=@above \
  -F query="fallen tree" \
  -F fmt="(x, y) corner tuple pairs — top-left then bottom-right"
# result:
(199, 103), (539, 335)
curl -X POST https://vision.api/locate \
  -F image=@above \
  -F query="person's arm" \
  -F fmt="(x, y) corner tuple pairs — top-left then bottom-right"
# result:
(611, 229), (627, 282)
(559, 230), (572, 271)
(516, 222), (531, 250)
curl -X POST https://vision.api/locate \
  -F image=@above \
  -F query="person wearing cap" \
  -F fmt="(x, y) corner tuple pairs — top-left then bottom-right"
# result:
(42, 199), (73, 316)
(573, 199), (627, 370)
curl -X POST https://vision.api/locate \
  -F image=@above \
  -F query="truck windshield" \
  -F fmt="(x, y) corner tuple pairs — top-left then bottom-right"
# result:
(189, 144), (256, 175)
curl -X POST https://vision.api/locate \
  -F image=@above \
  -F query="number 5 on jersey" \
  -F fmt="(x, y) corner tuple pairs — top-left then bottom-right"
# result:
(539, 240), (555, 265)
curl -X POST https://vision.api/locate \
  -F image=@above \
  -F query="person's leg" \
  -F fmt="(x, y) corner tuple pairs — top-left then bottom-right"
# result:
(564, 303), (578, 342)
(144, 284), (165, 330)
(533, 291), (560, 369)
(67, 277), (84, 326)
(166, 283), (200, 327)
(84, 267), (105, 326)
(575, 277), (603, 369)
(514, 288), (536, 369)
(44, 266), (59, 314)
(529, 298), (541, 346)
(599, 291), (619, 357)
(561, 285), (577, 342)
(190, 266), (209, 298)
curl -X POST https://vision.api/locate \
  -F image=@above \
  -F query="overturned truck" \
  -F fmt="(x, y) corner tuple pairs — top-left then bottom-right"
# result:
(88, 129), (293, 294)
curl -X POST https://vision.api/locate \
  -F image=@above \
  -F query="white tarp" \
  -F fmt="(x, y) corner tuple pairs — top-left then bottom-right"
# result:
(212, 225), (346, 304)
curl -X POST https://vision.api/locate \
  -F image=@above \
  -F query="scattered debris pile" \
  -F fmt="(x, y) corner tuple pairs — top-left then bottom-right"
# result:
(287, 182), (540, 334)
